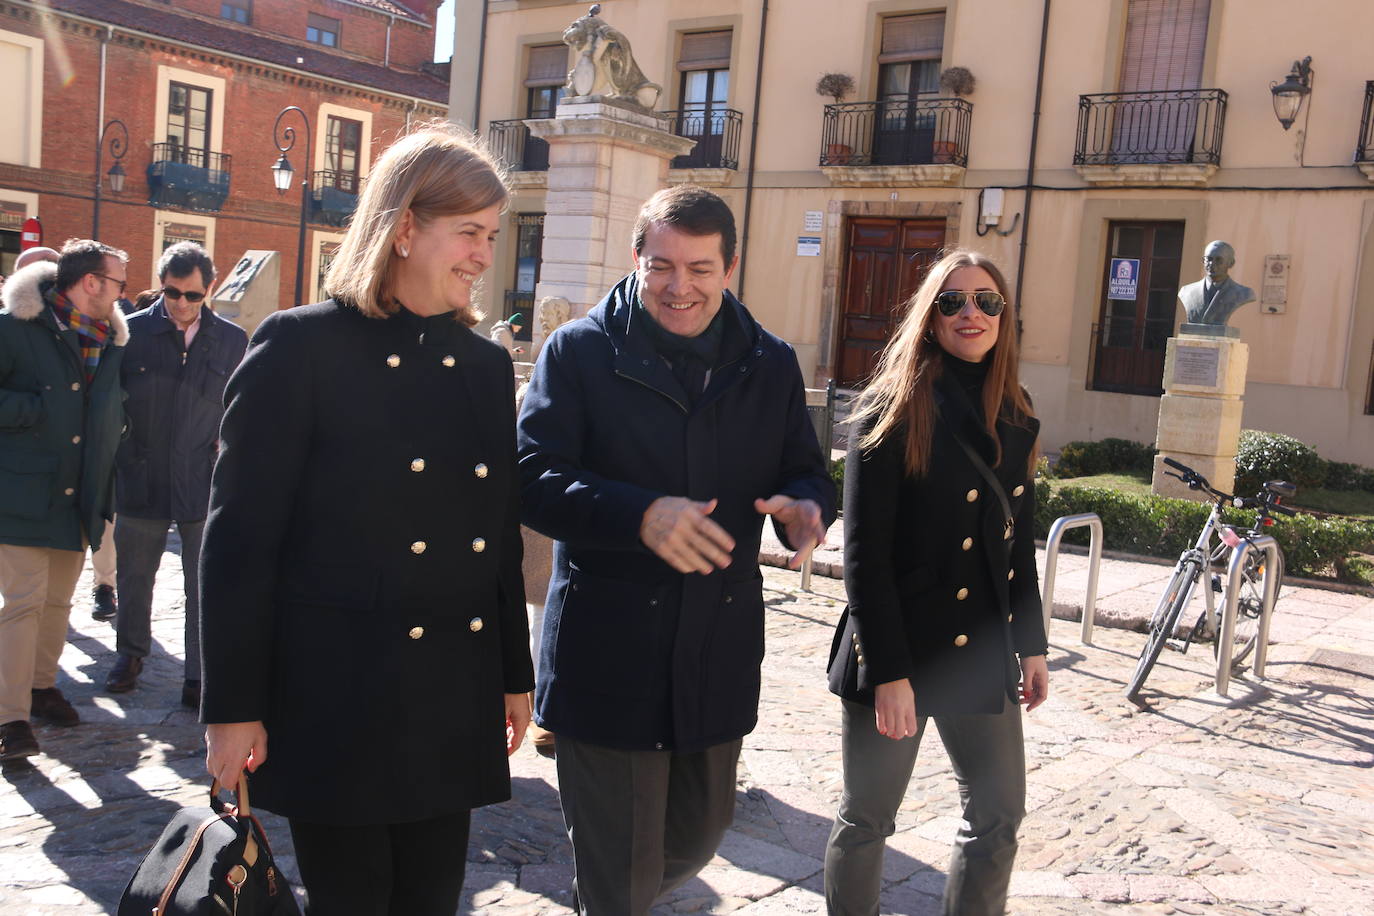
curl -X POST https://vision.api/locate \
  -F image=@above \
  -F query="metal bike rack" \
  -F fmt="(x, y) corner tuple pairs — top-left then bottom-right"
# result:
(1215, 534), (1281, 696)
(1041, 513), (1103, 645)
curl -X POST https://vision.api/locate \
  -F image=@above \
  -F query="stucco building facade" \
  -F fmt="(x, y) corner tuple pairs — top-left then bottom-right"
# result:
(454, 0), (1374, 463)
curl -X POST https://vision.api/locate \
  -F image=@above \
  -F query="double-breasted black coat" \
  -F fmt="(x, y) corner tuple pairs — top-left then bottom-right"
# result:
(518, 276), (836, 752)
(828, 373), (1047, 715)
(199, 300), (534, 825)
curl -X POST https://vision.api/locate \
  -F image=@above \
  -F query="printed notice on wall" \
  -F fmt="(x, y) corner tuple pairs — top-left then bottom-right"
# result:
(1173, 344), (1220, 388)
(1108, 258), (1140, 301)
(796, 236), (821, 257)
(803, 210), (824, 232)
(1261, 255), (1290, 314)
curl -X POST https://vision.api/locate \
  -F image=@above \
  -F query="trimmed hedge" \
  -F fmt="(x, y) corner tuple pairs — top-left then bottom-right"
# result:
(1053, 437), (1155, 478)
(1035, 479), (1374, 583)
(1322, 460), (1374, 495)
(1234, 429), (1325, 496)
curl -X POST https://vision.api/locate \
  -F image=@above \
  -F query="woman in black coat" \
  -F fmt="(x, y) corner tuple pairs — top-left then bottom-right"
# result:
(200, 127), (534, 915)
(824, 250), (1048, 916)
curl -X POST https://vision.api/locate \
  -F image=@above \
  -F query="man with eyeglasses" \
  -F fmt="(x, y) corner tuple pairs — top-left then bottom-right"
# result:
(0, 239), (130, 762)
(103, 242), (246, 710)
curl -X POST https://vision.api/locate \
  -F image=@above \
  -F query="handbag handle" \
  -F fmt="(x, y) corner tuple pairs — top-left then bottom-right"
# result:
(209, 773), (260, 866)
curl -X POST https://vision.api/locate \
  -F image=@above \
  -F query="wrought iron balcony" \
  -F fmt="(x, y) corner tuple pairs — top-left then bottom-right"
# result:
(146, 142), (231, 212)
(309, 170), (360, 227)
(489, 119), (549, 172)
(1357, 81), (1374, 164)
(1075, 89), (1227, 166)
(819, 97), (972, 167)
(661, 108), (742, 170)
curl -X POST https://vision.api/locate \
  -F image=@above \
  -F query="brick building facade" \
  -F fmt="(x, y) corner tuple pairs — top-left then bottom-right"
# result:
(0, 0), (448, 308)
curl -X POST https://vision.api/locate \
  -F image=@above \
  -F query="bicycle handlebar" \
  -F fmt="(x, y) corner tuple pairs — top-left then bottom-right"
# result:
(1269, 502), (1297, 517)
(1162, 456), (1189, 472)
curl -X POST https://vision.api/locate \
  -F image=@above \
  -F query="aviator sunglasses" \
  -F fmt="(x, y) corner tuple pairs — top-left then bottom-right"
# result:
(933, 289), (1006, 318)
(162, 285), (206, 304)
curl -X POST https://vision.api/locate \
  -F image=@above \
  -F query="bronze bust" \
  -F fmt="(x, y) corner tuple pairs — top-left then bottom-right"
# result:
(1178, 240), (1254, 333)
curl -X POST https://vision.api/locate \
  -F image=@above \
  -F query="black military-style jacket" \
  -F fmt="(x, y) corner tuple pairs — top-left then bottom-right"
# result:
(827, 373), (1046, 715)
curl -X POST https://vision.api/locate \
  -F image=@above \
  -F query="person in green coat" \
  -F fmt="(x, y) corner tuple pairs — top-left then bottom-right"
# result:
(0, 239), (129, 762)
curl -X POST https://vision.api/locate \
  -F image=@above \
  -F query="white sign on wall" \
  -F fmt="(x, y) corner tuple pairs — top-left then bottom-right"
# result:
(803, 210), (824, 232)
(1261, 255), (1290, 314)
(796, 236), (821, 257)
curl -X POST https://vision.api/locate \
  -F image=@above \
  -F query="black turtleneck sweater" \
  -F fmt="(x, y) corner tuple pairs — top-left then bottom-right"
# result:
(941, 349), (991, 422)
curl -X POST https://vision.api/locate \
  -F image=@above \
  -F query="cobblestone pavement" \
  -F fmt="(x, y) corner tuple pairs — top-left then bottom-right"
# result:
(2, 537), (1372, 915)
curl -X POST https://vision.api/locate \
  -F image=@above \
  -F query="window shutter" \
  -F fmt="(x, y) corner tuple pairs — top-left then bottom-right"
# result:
(877, 13), (945, 64)
(525, 44), (568, 87)
(677, 30), (732, 71)
(1119, 0), (1211, 92)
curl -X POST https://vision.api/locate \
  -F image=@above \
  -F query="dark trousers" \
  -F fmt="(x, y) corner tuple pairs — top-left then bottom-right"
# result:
(825, 696), (1025, 916)
(288, 810), (471, 916)
(114, 516), (204, 680)
(555, 734), (742, 915)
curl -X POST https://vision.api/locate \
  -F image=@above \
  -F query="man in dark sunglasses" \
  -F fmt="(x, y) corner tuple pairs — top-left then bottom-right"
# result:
(104, 242), (247, 710)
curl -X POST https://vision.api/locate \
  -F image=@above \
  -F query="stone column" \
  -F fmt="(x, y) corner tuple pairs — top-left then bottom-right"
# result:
(1151, 333), (1249, 500)
(524, 97), (694, 357)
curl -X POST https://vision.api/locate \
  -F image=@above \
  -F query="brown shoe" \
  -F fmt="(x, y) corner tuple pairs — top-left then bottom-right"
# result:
(532, 724), (556, 759)
(30, 687), (79, 727)
(0, 720), (39, 761)
(105, 655), (143, 693)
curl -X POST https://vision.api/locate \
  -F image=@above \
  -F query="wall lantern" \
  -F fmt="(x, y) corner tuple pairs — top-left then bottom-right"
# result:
(1270, 56), (1313, 131)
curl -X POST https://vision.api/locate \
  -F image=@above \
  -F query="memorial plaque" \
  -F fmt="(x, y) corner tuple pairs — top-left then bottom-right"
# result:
(1173, 344), (1219, 387)
(1261, 254), (1289, 314)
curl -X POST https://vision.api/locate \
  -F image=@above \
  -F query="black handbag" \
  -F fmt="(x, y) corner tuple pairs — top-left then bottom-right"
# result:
(117, 775), (301, 916)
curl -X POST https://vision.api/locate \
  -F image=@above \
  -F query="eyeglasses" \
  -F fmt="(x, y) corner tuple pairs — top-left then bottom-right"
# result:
(91, 273), (127, 295)
(162, 285), (206, 304)
(934, 289), (1006, 317)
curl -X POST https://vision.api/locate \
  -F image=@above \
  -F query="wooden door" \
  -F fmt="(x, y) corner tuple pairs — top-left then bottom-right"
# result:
(1091, 220), (1184, 395)
(836, 218), (944, 388)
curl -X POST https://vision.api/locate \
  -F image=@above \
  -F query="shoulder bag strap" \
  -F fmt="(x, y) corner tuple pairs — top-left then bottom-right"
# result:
(946, 423), (1016, 548)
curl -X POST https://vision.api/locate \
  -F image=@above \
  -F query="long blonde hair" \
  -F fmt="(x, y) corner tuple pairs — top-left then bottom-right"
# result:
(324, 122), (508, 325)
(848, 248), (1035, 477)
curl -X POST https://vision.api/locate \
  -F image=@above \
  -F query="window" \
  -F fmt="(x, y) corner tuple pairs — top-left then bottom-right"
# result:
(166, 82), (212, 166)
(324, 117), (362, 193)
(307, 13), (340, 47)
(162, 221), (208, 252)
(508, 214), (544, 341)
(317, 241), (340, 301)
(675, 30), (732, 165)
(220, 0), (250, 24)
(522, 45), (567, 171)
(873, 13), (944, 164)
(1090, 221), (1185, 395)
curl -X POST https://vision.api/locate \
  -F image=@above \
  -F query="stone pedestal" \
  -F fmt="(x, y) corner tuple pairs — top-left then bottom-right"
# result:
(524, 97), (695, 357)
(211, 250), (280, 337)
(1152, 333), (1249, 500)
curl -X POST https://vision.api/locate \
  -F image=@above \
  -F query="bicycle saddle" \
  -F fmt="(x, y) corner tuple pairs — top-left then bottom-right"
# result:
(1264, 480), (1296, 498)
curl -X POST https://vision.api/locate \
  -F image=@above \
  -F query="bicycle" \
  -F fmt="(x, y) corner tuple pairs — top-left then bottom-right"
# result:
(1124, 456), (1296, 701)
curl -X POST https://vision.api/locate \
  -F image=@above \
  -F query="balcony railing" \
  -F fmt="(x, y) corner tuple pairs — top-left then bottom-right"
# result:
(820, 97), (972, 167)
(146, 142), (231, 212)
(661, 108), (742, 170)
(489, 119), (549, 172)
(1075, 89), (1227, 166)
(1358, 81), (1374, 163)
(309, 170), (360, 227)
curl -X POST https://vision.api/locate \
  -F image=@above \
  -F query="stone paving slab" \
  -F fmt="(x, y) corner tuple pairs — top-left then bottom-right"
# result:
(2, 536), (1372, 915)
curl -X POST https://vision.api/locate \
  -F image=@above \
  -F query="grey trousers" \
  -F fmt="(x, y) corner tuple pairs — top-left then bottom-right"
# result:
(555, 734), (742, 915)
(114, 516), (204, 681)
(825, 696), (1025, 916)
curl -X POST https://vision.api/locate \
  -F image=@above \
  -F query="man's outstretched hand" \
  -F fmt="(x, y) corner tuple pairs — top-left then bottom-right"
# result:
(755, 495), (826, 570)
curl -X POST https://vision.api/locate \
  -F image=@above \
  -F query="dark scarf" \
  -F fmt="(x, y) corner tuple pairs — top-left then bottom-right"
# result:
(635, 297), (727, 405)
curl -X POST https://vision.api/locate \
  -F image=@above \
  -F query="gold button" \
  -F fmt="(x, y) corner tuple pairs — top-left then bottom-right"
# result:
(64, 487), (74, 496)
(966, 489), (978, 502)
(1012, 485), (1025, 497)
(471, 537), (486, 553)
(408, 626), (424, 639)
(956, 587), (969, 601)
(411, 540), (427, 554)
(1008, 614), (1014, 622)
(962, 537), (973, 551)
(954, 634), (969, 647)
(386, 354), (401, 368)
(851, 633), (857, 644)
(70, 382), (80, 391)
(72, 435), (81, 444)
(1008, 569), (1015, 580)
(410, 458), (426, 472)
(474, 463), (488, 478)
(1004, 527), (1013, 540)
(442, 355), (456, 367)
(469, 617), (484, 632)
(856, 654), (865, 665)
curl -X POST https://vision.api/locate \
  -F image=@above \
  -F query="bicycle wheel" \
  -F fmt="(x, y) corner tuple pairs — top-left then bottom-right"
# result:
(1217, 549), (1283, 670)
(1126, 559), (1201, 699)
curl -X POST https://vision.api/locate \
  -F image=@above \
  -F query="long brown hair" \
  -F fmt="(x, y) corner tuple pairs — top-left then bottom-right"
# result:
(848, 248), (1036, 477)
(324, 121), (508, 324)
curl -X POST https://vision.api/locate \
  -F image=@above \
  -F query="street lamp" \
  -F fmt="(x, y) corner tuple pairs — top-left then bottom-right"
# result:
(1271, 56), (1313, 131)
(271, 106), (313, 307)
(92, 119), (129, 241)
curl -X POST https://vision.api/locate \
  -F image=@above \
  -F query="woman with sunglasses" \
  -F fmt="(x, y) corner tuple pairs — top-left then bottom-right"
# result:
(824, 249), (1048, 916)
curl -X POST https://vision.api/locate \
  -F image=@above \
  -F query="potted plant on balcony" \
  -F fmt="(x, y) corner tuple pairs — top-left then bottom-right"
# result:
(932, 67), (974, 164)
(817, 72), (856, 164)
